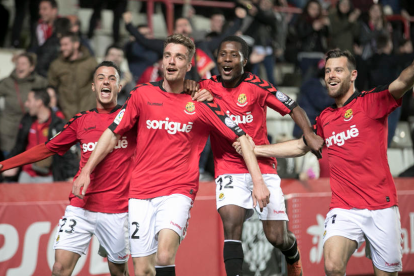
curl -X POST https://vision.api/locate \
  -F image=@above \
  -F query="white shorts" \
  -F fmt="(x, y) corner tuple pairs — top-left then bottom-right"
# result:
(215, 174), (288, 221)
(323, 207), (402, 272)
(128, 194), (193, 257)
(53, 205), (129, 264)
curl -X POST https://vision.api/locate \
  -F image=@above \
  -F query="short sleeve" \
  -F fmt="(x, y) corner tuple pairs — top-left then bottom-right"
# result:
(108, 86), (142, 135)
(198, 100), (246, 141)
(313, 115), (324, 139)
(360, 85), (402, 119)
(46, 115), (79, 156)
(247, 75), (297, 115)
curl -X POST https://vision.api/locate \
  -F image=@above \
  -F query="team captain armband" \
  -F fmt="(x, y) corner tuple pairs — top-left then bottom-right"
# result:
(201, 100), (246, 137)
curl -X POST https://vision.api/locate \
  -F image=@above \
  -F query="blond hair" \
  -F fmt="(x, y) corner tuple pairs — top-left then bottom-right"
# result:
(164, 34), (195, 61)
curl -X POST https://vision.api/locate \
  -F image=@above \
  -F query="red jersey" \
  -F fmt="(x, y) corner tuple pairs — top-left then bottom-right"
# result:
(23, 116), (52, 177)
(314, 86), (402, 210)
(46, 106), (137, 213)
(199, 73), (297, 177)
(109, 81), (245, 201)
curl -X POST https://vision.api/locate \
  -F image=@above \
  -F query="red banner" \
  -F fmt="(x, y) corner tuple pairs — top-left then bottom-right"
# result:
(1, 179), (414, 276)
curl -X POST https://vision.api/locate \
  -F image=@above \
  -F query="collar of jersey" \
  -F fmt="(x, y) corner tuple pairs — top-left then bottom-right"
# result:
(93, 105), (122, 114)
(330, 90), (361, 109)
(215, 72), (249, 88)
(152, 80), (186, 94)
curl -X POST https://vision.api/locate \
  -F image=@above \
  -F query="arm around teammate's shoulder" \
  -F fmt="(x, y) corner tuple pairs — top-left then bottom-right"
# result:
(389, 59), (414, 99)
(255, 137), (310, 158)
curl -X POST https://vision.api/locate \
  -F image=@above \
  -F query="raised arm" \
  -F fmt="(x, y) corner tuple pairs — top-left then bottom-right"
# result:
(123, 12), (164, 56)
(72, 128), (120, 198)
(389, 60), (414, 100)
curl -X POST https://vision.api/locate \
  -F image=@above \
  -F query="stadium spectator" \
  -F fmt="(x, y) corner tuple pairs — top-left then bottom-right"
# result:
(124, 24), (159, 82)
(11, 0), (40, 48)
(355, 3), (390, 90)
(31, 0), (58, 50)
(46, 85), (64, 119)
(136, 60), (163, 84)
(35, 17), (72, 78)
(328, 0), (361, 54)
(48, 32), (97, 120)
(0, 53), (47, 158)
(244, 0), (278, 85)
(295, 0), (330, 75)
(293, 61), (334, 138)
(104, 45), (134, 104)
(6, 88), (78, 183)
(87, 0), (127, 44)
(122, 7), (246, 81)
(67, 14), (95, 56)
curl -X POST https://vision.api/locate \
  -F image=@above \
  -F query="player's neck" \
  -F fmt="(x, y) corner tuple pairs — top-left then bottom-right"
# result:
(222, 75), (243, 88)
(335, 88), (355, 108)
(37, 107), (51, 123)
(96, 102), (117, 113)
(162, 79), (183, 94)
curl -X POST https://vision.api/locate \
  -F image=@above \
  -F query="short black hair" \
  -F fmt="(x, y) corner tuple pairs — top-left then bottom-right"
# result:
(105, 44), (124, 57)
(93, 61), (121, 81)
(40, 0), (58, 9)
(325, 49), (356, 71)
(53, 17), (71, 36)
(218, 36), (249, 61)
(60, 31), (80, 43)
(31, 88), (50, 107)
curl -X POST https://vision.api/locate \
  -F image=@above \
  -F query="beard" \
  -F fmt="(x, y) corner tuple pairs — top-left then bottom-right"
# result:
(327, 76), (352, 99)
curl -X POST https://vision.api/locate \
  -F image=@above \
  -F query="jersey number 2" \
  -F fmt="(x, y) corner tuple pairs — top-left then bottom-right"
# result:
(131, 222), (140, 239)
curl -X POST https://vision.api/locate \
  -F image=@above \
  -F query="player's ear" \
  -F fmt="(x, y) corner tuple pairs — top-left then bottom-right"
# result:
(187, 61), (192, 72)
(91, 82), (95, 92)
(350, 69), (358, 82)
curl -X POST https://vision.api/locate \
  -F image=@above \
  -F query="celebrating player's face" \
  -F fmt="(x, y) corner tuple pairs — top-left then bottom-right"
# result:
(92, 66), (121, 108)
(325, 57), (354, 99)
(217, 41), (246, 87)
(162, 43), (191, 83)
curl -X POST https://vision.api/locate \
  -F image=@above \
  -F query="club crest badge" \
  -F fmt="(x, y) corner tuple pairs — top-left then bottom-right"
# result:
(237, 94), (248, 107)
(185, 102), (196, 115)
(344, 109), (353, 121)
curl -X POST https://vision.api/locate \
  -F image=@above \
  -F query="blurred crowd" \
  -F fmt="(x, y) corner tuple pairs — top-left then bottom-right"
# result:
(0, 0), (414, 183)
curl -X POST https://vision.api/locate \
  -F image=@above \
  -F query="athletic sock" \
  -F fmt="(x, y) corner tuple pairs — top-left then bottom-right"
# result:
(155, 265), (175, 276)
(281, 239), (300, 265)
(223, 240), (244, 276)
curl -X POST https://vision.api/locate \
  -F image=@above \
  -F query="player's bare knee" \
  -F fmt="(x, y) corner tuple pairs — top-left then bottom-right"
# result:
(156, 250), (175, 266)
(134, 266), (155, 276)
(51, 262), (68, 276)
(324, 258), (346, 276)
(222, 220), (243, 240)
(265, 231), (286, 249)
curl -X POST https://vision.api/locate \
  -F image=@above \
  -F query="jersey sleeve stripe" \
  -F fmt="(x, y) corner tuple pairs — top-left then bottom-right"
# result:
(46, 110), (90, 144)
(202, 100), (246, 137)
(361, 84), (389, 96)
(244, 73), (298, 110)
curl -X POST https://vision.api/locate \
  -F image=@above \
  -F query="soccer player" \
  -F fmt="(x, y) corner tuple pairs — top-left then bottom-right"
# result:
(0, 61), (134, 276)
(197, 36), (324, 276)
(72, 34), (269, 276)
(235, 49), (414, 276)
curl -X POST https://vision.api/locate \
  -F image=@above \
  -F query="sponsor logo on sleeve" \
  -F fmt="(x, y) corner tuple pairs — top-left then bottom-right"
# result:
(344, 109), (353, 121)
(225, 117), (237, 128)
(237, 93), (248, 107)
(114, 109), (125, 124)
(185, 102), (196, 115)
(276, 91), (288, 102)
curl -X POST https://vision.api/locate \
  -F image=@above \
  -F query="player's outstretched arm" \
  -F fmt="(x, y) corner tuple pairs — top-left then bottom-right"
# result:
(0, 144), (55, 172)
(233, 136), (309, 158)
(256, 138), (310, 158)
(239, 135), (270, 212)
(389, 60), (414, 99)
(289, 106), (323, 159)
(72, 129), (120, 199)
